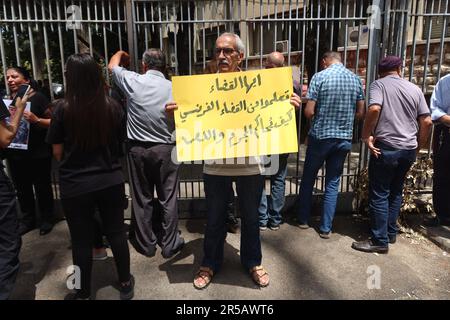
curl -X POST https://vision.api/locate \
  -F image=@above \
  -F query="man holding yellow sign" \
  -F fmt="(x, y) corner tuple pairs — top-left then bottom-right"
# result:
(166, 32), (301, 290)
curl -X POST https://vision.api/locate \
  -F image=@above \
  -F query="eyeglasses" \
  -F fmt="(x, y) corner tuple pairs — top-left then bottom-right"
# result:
(214, 47), (237, 57)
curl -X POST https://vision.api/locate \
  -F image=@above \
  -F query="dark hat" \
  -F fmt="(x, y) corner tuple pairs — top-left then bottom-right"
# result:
(378, 56), (402, 72)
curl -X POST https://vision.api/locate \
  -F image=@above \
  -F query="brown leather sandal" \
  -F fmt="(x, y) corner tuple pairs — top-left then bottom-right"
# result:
(249, 265), (270, 287)
(193, 266), (214, 290)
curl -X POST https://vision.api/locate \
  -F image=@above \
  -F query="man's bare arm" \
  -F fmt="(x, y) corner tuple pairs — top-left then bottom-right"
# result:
(304, 100), (316, 119)
(361, 104), (381, 157)
(417, 115), (433, 150)
(436, 114), (450, 126)
(108, 51), (130, 72)
(52, 144), (64, 162)
(355, 100), (365, 120)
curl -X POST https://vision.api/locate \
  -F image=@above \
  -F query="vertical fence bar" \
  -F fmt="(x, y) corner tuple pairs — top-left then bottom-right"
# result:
(11, 2), (21, 65)
(71, 0), (78, 53)
(314, 0), (320, 74)
(296, 0), (307, 190)
(109, 0), (113, 31)
(18, 0), (24, 32)
(355, 2), (363, 75)
(409, 0), (419, 82)
(158, 1), (163, 50)
(56, 0), (66, 89)
(143, 1), (149, 51)
(437, 0), (448, 81)
(274, 0), (278, 52)
(330, 0), (335, 49)
(94, 0), (99, 32)
(259, 0), (263, 67)
(173, 2), (178, 75)
(102, 0), (110, 82)
(49, 0), (54, 32)
(2, 0), (9, 32)
(399, 0), (410, 71)
(287, 0), (292, 66)
(0, 27), (9, 96)
(87, 0), (93, 56)
(202, 2), (206, 70)
(422, 0), (434, 93)
(26, 0), (37, 79)
(117, 1), (123, 51)
(33, 0), (38, 31)
(188, 1), (192, 74)
(343, 0), (349, 66)
(41, 0), (54, 100)
(126, 0), (136, 71)
(383, 0), (392, 56)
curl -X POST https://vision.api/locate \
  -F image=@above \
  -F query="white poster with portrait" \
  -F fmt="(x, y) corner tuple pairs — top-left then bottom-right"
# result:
(3, 99), (31, 150)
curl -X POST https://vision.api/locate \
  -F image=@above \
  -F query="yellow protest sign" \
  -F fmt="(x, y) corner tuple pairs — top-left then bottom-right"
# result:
(172, 67), (298, 162)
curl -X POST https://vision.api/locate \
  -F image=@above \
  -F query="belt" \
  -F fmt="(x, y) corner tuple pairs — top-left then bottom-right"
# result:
(128, 139), (174, 148)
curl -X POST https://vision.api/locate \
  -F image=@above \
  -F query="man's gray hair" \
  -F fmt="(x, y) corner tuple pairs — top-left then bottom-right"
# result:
(142, 48), (166, 70)
(219, 32), (245, 55)
(322, 51), (342, 62)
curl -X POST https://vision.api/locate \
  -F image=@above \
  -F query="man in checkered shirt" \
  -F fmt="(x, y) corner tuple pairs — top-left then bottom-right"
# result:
(297, 51), (365, 239)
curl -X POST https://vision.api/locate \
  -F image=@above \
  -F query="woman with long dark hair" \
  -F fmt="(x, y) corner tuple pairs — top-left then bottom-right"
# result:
(46, 53), (133, 300)
(5, 66), (55, 236)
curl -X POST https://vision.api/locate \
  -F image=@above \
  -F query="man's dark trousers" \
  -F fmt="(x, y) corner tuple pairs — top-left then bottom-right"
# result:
(0, 167), (21, 300)
(127, 141), (183, 258)
(433, 125), (450, 223)
(368, 142), (416, 246)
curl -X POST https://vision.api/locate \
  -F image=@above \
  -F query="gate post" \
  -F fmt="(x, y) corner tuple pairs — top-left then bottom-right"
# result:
(361, 0), (385, 169)
(125, 0), (137, 71)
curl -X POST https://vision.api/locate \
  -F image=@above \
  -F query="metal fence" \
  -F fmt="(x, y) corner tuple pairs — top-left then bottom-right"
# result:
(1, 0), (447, 200)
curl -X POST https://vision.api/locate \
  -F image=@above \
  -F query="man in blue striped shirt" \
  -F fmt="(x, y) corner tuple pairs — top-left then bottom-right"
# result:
(426, 74), (450, 226)
(297, 51), (365, 239)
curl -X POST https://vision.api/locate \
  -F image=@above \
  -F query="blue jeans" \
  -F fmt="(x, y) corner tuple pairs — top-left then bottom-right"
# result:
(203, 174), (264, 273)
(298, 136), (352, 233)
(368, 143), (416, 246)
(259, 153), (289, 227)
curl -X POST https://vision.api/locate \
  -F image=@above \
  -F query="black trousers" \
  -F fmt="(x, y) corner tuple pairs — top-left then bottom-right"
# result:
(432, 125), (450, 222)
(7, 157), (54, 227)
(62, 183), (130, 297)
(127, 141), (183, 258)
(0, 167), (21, 300)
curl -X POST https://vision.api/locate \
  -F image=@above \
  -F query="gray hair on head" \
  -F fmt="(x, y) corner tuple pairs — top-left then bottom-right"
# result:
(142, 48), (166, 71)
(322, 51), (342, 62)
(219, 32), (245, 55)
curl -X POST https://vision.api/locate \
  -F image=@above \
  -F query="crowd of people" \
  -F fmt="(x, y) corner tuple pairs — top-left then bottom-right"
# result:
(0, 31), (448, 300)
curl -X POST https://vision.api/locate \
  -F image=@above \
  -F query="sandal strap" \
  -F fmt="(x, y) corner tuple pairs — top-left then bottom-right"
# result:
(250, 266), (269, 281)
(198, 266), (213, 276)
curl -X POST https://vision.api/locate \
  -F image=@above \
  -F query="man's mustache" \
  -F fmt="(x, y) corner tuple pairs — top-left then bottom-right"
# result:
(218, 59), (229, 66)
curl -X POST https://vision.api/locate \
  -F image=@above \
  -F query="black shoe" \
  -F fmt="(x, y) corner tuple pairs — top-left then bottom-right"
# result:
(269, 224), (280, 231)
(297, 223), (310, 229)
(319, 231), (330, 239)
(39, 222), (54, 236)
(388, 235), (396, 244)
(352, 239), (389, 254)
(120, 275), (135, 300)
